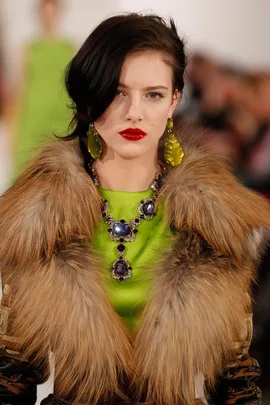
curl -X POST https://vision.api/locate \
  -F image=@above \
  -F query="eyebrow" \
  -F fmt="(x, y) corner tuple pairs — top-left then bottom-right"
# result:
(118, 83), (169, 91)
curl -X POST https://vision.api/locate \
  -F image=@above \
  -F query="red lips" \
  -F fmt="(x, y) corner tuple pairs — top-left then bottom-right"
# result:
(119, 128), (147, 141)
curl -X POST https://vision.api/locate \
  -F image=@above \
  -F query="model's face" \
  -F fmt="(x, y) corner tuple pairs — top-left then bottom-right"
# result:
(94, 50), (179, 160)
(40, 2), (59, 26)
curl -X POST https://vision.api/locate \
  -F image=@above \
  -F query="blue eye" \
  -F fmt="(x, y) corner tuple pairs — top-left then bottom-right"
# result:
(147, 92), (162, 99)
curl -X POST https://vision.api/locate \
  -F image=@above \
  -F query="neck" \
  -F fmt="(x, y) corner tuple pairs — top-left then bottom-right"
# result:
(42, 24), (57, 38)
(93, 151), (161, 192)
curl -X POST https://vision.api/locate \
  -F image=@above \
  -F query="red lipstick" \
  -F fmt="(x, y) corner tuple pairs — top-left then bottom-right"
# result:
(119, 128), (147, 141)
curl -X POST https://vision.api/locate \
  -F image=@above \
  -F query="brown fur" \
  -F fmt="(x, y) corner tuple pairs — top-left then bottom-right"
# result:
(0, 140), (269, 404)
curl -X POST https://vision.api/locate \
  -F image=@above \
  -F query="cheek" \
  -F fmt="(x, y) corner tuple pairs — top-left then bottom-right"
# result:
(94, 109), (123, 149)
(94, 108), (114, 136)
(153, 117), (167, 133)
(95, 100), (122, 129)
(147, 117), (167, 143)
(154, 97), (174, 115)
(148, 101), (172, 127)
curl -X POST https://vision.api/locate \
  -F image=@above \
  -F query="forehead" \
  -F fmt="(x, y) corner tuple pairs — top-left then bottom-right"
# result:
(40, 0), (58, 10)
(120, 50), (174, 87)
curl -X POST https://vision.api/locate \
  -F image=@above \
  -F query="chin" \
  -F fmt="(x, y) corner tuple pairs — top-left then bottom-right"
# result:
(114, 143), (151, 160)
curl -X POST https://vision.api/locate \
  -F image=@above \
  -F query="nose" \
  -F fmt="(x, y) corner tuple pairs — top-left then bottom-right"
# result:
(125, 96), (143, 122)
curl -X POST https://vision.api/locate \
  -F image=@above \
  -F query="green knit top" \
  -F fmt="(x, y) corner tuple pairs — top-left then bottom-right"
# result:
(14, 38), (74, 177)
(92, 187), (173, 331)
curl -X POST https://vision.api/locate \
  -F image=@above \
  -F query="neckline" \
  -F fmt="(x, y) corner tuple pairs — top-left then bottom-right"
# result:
(98, 186), (152, 195)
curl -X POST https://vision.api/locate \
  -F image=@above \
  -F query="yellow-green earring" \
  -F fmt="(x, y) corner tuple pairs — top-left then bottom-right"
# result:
(164, 118), (184, 167)
(87, 123), (102, 160)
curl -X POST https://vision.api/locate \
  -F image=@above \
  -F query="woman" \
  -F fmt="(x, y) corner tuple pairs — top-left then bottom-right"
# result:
(10, 0), (74, 177)
(0, 13), (269, 405)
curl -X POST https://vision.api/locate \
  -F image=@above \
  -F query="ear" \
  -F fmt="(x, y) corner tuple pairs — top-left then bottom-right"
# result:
(168, 89), (180, 118)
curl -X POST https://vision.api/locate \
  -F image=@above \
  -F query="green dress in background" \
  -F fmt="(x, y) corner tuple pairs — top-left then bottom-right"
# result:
(93, 187), (174, 331)
(14, 38), (74, 177)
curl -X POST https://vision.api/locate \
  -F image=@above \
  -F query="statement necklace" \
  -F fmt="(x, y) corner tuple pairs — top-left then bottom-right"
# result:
(89, 166), (165, 282)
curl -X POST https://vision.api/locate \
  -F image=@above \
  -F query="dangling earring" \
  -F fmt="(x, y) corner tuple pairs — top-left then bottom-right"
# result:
(164, 118), (184, 167)
(87, 123), (102, 160)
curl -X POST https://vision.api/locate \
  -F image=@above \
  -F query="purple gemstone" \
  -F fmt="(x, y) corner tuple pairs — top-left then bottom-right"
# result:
(143, 201), (155, 215)
(113, 223), (131, 237)
(114, 260), (128, 277)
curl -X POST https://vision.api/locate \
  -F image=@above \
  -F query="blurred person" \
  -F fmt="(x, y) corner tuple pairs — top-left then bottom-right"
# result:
(10, 0), (74, 177)
(180, 56), (270, 198)
(178, 54), (220, 125)
(232, 74), (270, 399)
(187, 53), (219, 101)
(0, 13), (269, 405)
(178, 54), (270, 400)
(176, 58), (244, 165)
(225, 74), (270, 198)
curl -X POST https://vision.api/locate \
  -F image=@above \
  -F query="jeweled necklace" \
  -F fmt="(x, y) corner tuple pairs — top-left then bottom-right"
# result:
(89, 165), (165, 282)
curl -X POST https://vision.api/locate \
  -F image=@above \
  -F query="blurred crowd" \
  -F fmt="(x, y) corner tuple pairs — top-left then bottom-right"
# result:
(176, 53), (270, 199)
(175, 53), (270, 396)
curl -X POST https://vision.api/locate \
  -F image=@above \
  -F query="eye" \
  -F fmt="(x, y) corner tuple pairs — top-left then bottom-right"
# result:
(146, 92), (163, 99)
(116, 89), (125, 97)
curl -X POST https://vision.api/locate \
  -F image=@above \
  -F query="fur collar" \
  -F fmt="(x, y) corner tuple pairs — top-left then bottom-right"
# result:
(0, 140), (269, 405)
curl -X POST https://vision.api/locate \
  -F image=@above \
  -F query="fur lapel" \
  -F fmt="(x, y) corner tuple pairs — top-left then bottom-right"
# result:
(0, 140), (269, 405)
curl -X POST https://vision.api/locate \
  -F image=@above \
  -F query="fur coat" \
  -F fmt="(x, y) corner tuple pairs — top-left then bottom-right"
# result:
(0, 139), (269, 405)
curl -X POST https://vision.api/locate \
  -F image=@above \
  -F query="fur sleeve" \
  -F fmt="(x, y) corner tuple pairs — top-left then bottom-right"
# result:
(0, 141), (101, 271)
(0, 142), (132, 404)
(162, 148), (270, 262)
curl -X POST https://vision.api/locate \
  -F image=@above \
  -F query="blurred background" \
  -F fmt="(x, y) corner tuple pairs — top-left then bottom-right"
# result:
(0, 0), (269, 403)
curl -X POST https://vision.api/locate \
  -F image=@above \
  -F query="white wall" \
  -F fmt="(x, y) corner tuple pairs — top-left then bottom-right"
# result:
(117, 0), (270, 69)
(3, 0), (270, 86)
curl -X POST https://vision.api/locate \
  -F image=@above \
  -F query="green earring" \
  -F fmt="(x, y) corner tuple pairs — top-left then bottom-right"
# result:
(87, 123), (102, 160)
(164, 118), (184, 167)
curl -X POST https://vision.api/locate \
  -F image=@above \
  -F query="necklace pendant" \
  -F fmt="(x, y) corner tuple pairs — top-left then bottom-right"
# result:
(112, 257), (132, 282)
(89, 165), (166, 283)
(109, 220), (135, 242)
(138, 198), (156, 220)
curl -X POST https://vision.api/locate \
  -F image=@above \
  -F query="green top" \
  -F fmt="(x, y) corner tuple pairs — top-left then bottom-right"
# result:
(14, 38), (74, 176)
(92, 187), (173, 331)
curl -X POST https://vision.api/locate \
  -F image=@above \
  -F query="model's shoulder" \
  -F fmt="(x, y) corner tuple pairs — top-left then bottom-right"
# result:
(163, 146), (270, 260)
(0, 140), (100, 267)
(30, 139), (83, 173)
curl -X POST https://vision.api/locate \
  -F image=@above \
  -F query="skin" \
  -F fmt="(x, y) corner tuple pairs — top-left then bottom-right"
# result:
(39, 1), (60, 36)
(94, 50), (179, 191)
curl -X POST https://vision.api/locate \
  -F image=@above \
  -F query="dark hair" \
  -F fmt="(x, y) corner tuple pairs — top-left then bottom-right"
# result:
(65, 13), (187, 144)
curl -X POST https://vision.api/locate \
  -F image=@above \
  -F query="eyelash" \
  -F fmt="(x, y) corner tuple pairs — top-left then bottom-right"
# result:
(116, 90), (163, 99)
(147, 92), (163, 99)
(115, 89), (123, 96)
